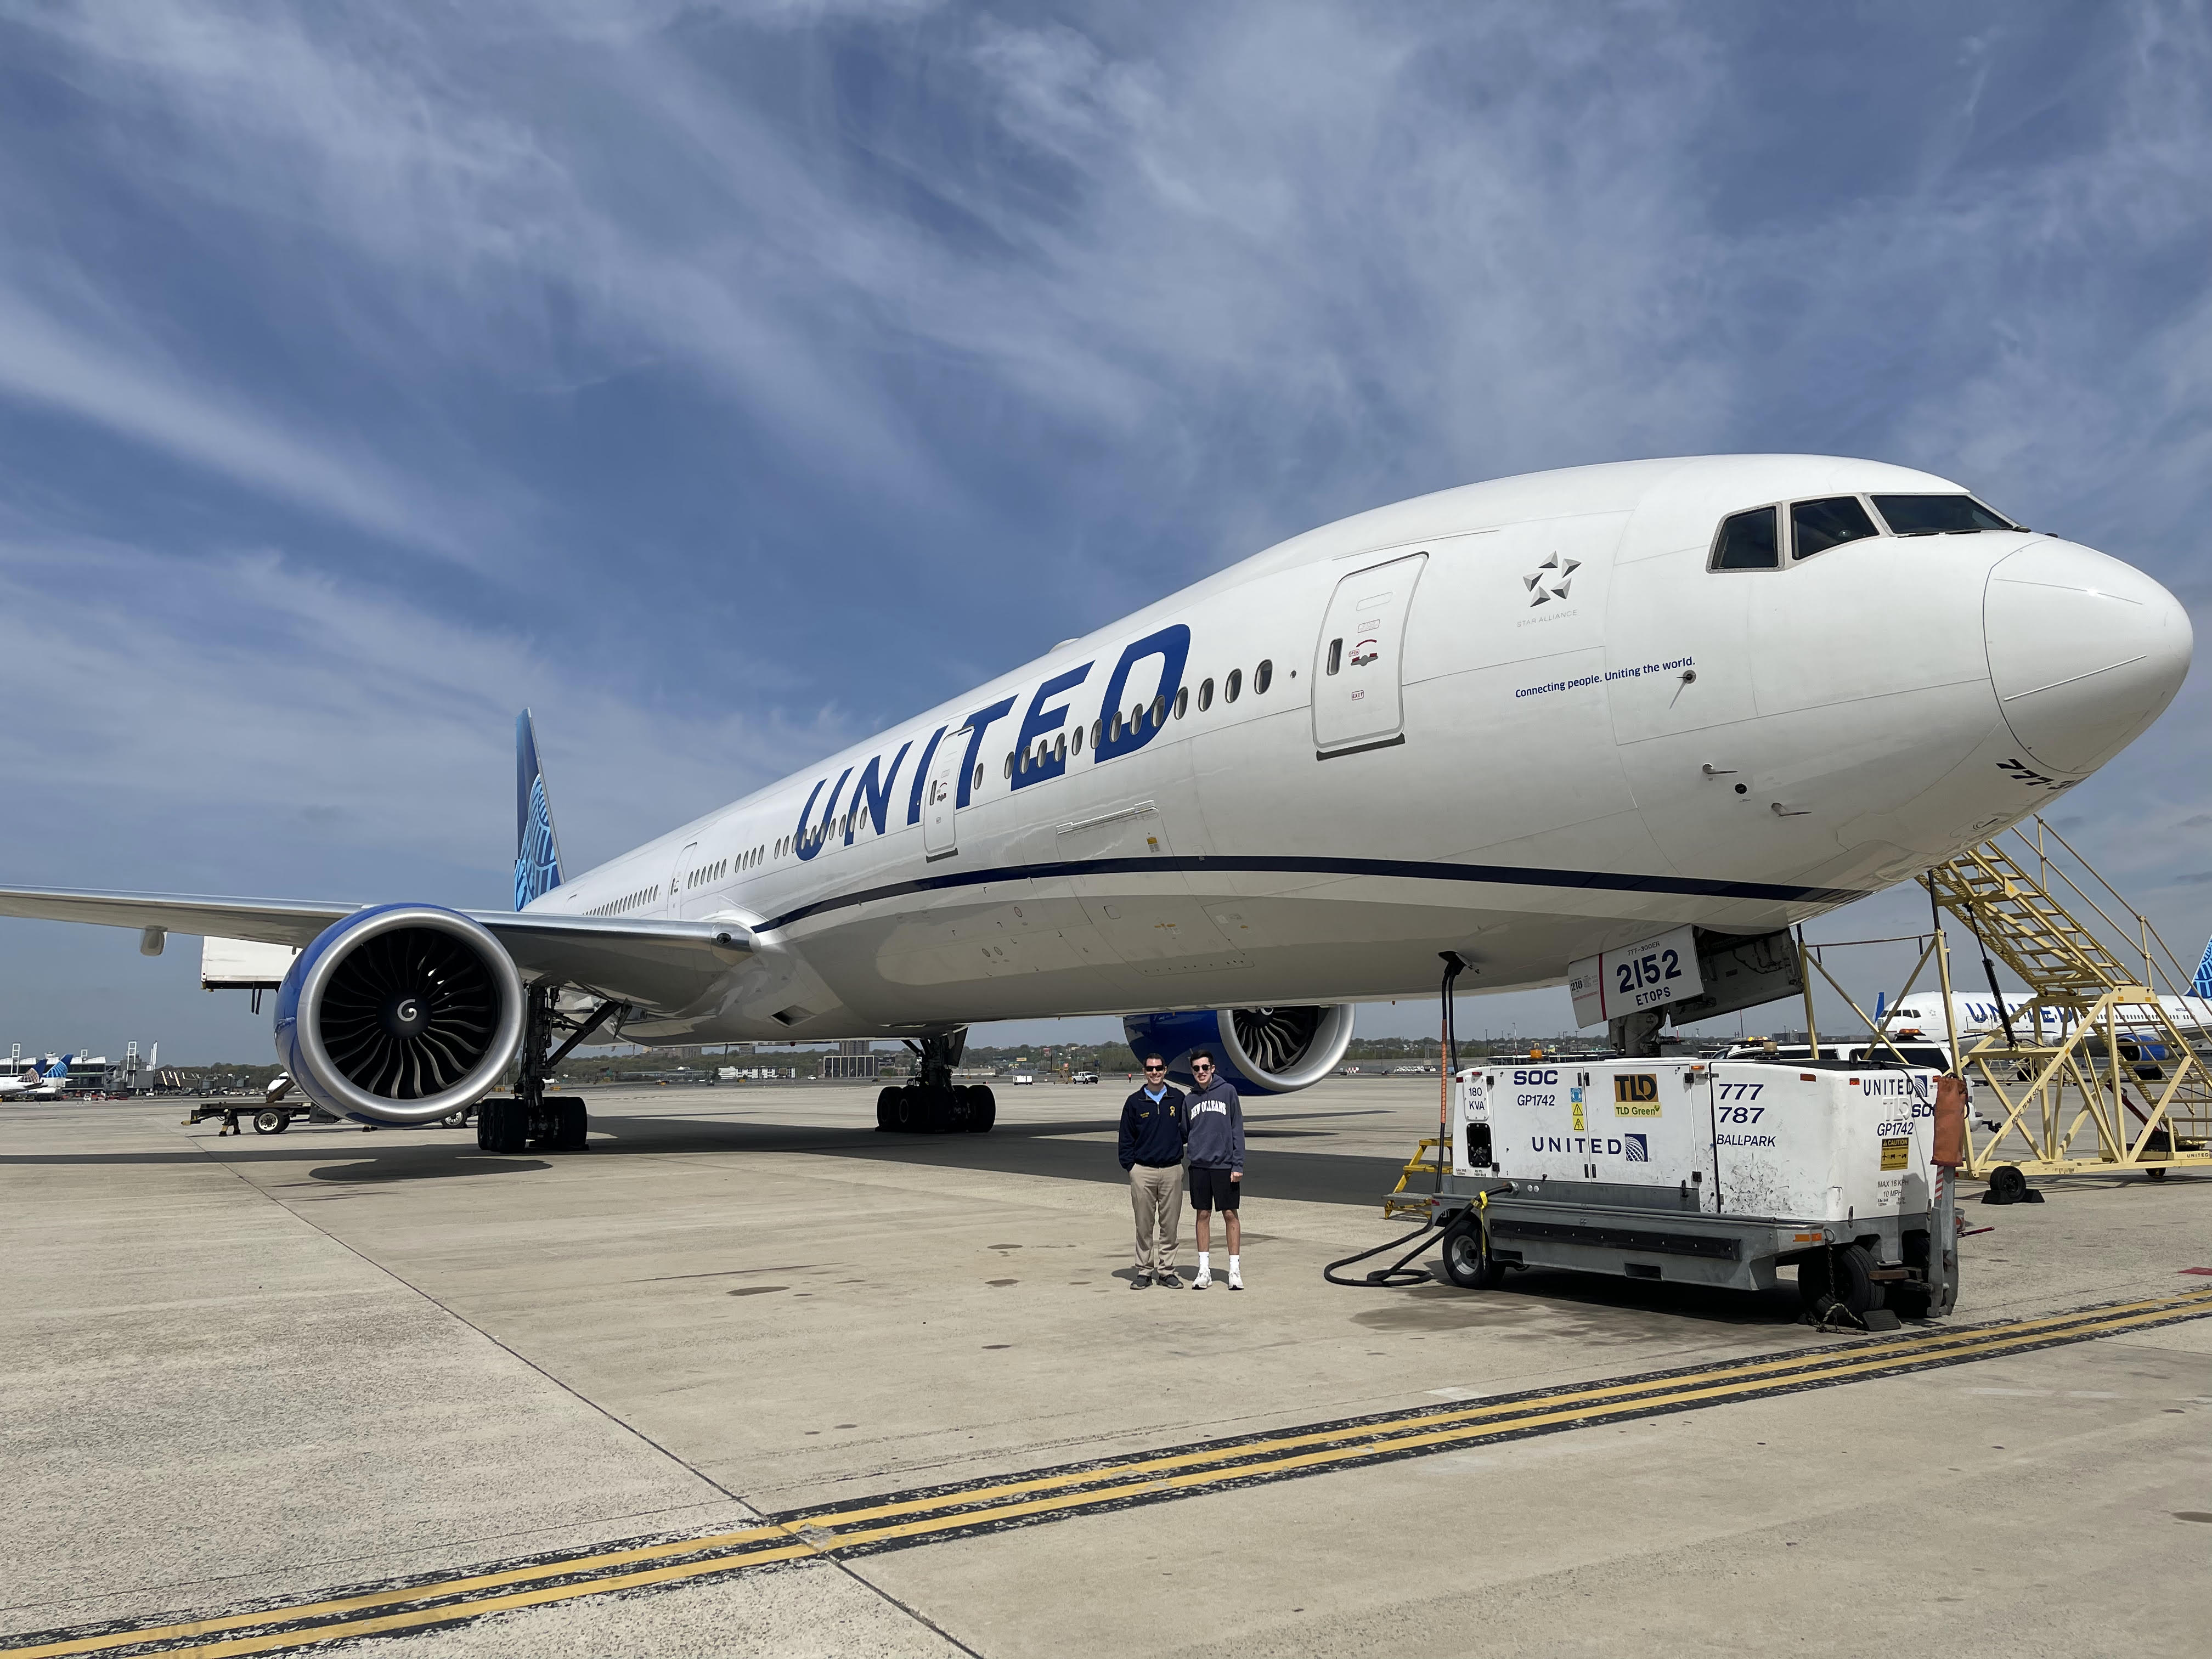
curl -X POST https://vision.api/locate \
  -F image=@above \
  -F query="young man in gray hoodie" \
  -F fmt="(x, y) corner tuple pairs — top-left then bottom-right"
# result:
(1184, 1051), (1246, 1289)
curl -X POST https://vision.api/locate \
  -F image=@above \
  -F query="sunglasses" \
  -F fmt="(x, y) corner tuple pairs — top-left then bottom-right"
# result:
(1142, 1064), (1165, 1072)
(1192, 1062), (1214, 1071)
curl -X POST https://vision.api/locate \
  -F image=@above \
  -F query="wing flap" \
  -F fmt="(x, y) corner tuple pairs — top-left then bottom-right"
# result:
(483, 912), (752, 1011)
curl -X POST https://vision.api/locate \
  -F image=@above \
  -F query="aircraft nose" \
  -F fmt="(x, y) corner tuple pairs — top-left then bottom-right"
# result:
(1983, 539), (2192, 775)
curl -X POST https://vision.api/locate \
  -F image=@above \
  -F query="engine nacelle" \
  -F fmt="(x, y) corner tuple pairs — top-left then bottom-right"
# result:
(1121, 1005), (1355, 1097)
(274, 905), (526, 1125)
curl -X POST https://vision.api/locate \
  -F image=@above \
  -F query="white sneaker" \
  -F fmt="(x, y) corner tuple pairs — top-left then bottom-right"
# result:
(1228, 1266), (1244, 1290)
(1191, 1267), (1212, 1289)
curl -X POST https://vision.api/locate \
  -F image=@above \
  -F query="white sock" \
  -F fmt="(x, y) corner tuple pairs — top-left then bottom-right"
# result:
(1229, 1255), (1240, 1273)
(1198, 1252), (1211, 1272)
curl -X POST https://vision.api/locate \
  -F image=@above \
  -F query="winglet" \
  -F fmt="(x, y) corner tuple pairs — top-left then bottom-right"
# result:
(514, 710), (566, 911)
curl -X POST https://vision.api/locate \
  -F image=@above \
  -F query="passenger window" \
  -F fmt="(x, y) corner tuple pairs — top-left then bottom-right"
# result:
(1711, 506), (1780, 570)
(1175, 687), (1188, 719)
(1198, 678), (1215, 711)
(1791, 496), (1878, 559)
(1226, 669), (1243, 703)
(1003, 753), (1013, 778)
(1150, 694), (1167, 727)
(1076, 723), (1087, 752)
(1091, 718), (1102, 748)
(1326, 639), (1342, 675)
(972, 763), (984, 791)
(1255, 659), (1272, 694)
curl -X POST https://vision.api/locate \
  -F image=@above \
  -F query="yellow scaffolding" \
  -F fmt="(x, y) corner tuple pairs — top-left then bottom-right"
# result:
(1910, 820), (2209, 1181)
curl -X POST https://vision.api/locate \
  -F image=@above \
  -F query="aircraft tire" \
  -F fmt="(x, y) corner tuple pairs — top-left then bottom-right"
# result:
(552, 1097), (589, 1152)
(479, 1100), (528, 1155)
(965, 1085), (996, 1133)
(933, 1086), (964, 1133)
(891, 1088), (923, 1133)
(253, 1108), (284, 1135)
(876, 1086), (899, 1131)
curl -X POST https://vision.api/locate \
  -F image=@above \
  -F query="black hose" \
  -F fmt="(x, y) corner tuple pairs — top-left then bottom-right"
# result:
(1324, 1215), (1452, 1286)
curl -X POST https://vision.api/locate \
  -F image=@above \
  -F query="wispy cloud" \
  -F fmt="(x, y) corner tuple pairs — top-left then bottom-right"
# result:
(1, 2), (2209, 1051)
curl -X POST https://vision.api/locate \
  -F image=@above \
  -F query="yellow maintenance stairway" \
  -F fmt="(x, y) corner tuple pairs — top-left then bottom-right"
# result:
(1912, 821), (2211, 1186)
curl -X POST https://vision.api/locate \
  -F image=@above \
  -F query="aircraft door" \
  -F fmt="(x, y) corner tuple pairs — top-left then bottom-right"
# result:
(1313, 551), (1427, 757)
(667, 840), (698, 914)
(922, 729), (966, 861)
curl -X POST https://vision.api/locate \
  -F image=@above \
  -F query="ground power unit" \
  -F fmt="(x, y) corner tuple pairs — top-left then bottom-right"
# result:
(1417, 1058), (1954, 1319)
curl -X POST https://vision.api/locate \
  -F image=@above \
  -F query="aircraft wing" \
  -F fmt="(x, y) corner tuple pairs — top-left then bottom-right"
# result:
(0, 886), (753, 1012)
(0, 885), (352, 947)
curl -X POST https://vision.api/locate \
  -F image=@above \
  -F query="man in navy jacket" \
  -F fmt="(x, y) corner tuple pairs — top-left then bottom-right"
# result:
(1118, 1055), (1188, 1288)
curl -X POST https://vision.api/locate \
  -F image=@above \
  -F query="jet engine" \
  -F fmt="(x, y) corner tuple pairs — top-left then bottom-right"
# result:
(274, 905), (526, 1125)
(1121, 1005), (1355, 1096)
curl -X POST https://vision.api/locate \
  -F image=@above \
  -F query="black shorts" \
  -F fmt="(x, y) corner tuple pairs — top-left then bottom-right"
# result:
(1189, 1165), (1242, 1211)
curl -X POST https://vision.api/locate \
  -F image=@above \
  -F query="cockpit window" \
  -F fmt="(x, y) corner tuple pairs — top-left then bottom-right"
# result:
(1711, 505), (1779, 570)
(1791, 496), (1878, 560)
(1871, 494), (2018, 535)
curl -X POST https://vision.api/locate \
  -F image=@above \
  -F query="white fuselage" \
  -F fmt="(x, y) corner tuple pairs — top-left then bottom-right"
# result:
(533, 456), (2191, 1042)
(1884, 992), (2212, 1045)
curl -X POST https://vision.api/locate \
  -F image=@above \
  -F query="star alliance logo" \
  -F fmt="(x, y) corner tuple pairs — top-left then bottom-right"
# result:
(1523, 552), (1579, 606)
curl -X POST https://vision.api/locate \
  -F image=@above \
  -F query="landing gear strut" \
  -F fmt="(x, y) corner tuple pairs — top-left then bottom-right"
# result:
(476, 981), (614, 1154)
(1609, 1008), (1667, 1058)
(878, 1028), (995, 1134)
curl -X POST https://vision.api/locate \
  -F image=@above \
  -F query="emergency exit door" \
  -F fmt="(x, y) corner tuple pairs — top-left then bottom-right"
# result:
(922, 730), (966, 860)
(1312, 551), (1426, 757)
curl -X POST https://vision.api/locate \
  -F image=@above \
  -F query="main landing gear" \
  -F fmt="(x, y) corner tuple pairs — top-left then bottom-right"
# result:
(477, 981), (616, 1155)
(878, 1028), (996, 1135)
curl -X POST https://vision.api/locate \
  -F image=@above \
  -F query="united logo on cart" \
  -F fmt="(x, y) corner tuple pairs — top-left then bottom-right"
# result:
(1622, 1133), (1649, 1162)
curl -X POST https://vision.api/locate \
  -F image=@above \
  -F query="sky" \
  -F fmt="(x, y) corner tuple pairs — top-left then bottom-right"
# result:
(1, 1), (2208, 1063)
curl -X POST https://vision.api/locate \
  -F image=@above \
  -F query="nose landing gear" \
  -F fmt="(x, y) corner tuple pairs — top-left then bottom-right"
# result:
(877, 1028), (996, 1133)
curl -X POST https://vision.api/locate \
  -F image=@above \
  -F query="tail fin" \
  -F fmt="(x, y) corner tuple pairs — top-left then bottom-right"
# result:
(2196, 932), (2212, 1000)
(514, 710), (566, 910)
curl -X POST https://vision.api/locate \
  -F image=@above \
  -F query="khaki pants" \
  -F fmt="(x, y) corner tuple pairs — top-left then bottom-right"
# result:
(1129, 1163), (1183, 1278)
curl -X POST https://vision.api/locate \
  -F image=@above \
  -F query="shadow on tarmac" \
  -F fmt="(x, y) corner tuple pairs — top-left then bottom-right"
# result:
(586, 1110), (1409, 1209)
(14, 1103), (1403, 1209)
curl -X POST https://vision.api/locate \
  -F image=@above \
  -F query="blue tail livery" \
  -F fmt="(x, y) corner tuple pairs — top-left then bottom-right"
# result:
(2196, 932), (2212, 1001)
(514, 710), (565, 910)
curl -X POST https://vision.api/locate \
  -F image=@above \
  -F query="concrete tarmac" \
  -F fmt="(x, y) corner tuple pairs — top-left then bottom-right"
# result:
(4, 1079), (2209, 1657)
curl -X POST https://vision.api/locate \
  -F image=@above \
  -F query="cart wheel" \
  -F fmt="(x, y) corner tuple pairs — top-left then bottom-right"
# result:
(1440, 1218), (1506, 1290)
(252, 1109), (284, 1135)
(2145, 1165), (2168, 1181)
(1799, 1243), (1884, 1320)
(964, 1085), (997, 1133)
(441, 1109), (467, 1128)
(1987, 1164), (2030, 1204)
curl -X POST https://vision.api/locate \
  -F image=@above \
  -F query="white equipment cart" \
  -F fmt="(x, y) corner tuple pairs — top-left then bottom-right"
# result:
(1404, 1058), (1956, 1321)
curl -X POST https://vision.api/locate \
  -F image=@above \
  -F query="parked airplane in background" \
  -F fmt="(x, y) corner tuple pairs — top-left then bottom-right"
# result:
(0, 458), (2191, 1149)
(1878, 973), (2212, 1049)
(0, 1055), (76, 1099)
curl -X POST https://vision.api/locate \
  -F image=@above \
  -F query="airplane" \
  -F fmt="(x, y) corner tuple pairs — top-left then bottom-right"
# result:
(1876, 974), (2212, 1055)
(0, 456), (2190, 1151)
(0, 1055), (77, 1100)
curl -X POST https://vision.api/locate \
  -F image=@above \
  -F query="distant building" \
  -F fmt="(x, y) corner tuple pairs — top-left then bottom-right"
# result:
(822, 1040), (881, 1081)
